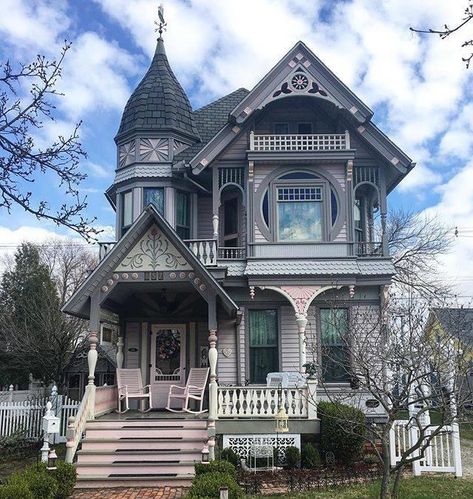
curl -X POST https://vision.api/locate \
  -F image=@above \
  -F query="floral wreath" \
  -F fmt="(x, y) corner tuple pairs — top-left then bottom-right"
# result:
(157, 330), (180, 360)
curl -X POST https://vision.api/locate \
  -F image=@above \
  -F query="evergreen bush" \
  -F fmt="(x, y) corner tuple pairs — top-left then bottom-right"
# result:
(318, 401), (366, 464)
(194, 459), (236, 479)
(187, 471), (243, 499)
(53, 461), (77, 499)
(301, 442), (322, 468)
(220, 447), (240, 467)
(284, 446), (301, 469)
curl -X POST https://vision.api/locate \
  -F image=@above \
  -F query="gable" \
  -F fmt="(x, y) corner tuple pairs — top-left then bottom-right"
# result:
(116, 224), (192, 272)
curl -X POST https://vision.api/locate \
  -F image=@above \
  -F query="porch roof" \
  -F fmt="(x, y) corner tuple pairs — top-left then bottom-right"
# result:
(62, 205), (238, 319)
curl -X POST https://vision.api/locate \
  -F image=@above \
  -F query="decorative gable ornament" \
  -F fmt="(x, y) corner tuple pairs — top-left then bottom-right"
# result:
(140, 138), (169, 162)
(116, 224), (192, 271)
(264, 67), (339, 109)
(119, 140), (136, 167)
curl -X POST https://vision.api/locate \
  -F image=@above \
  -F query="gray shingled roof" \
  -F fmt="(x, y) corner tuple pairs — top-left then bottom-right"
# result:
(116, 38), (200, 142)
(174, 88), (249, 163)
(244, 259), (395, 276)
(431, 308), (473, 346)
(114, 164), (172, 183)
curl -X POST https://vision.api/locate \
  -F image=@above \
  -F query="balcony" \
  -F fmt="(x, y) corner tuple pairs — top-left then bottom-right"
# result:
(249, 130), (350, 152)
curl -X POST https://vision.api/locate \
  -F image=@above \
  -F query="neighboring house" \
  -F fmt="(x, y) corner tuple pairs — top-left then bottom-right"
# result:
(63, 35), (414, 485)
(426, 308), (473, 407)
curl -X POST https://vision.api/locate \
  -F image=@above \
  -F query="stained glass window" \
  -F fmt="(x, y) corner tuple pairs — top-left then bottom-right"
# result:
(320, 308), (350, 383)
(277, 186), (323, 241)
(144, 187), (164, 214)
(249, 309), (278, 384)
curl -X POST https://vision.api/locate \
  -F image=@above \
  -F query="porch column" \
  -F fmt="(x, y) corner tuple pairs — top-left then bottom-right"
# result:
(87, 292), (100, 419)
(212, 166), (219, 240)
(207, 293), (218, 461)
(296, 314), (308, 371)
(116, 336), (124, 369)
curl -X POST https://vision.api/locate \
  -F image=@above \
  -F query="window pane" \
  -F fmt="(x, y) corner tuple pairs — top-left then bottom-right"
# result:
(249, 309), (278, 384)
(278, 201), (322, 240)
(274, 123), (289, 134)
(176, 226), (190, 239)
(321, 309), (350, 382)
(224, 197), (238, 235)
(331, 189), (338, 226)
(144, 188), (164, 214)
(298, 123), (312, 134)
(122, 191), (133, 227)
(176, 191), (190, 226)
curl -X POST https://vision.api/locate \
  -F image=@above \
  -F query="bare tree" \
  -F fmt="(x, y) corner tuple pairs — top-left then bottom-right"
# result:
(0, 43), (99, 240)
(384, 210), (453, 298)
(410, 3), (473, 68)
(309, 294), (471, 499)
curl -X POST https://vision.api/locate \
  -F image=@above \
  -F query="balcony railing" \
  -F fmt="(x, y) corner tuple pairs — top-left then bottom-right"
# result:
(218, 247), (246, 260)
(250, 131), (350, 152)
(185, 239), (217, 266)
(355, 241), (383, 257)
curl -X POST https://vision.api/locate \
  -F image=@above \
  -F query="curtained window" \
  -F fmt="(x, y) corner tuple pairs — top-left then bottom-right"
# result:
(249, 309), (278, 384)
(144, 187), (164, 214)
(320, 308), (350, 383)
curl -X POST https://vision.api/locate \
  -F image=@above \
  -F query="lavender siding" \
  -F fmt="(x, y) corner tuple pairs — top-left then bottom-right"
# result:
(197, 196), (213, 239)
(217, 319), (237, 385)
(125, 322), (140, 368)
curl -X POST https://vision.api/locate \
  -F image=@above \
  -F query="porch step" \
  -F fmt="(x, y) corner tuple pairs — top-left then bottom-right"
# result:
(76, 418), (207, 488)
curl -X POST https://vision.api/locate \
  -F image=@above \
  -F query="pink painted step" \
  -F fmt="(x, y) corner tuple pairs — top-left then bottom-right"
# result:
(86, 419), (207, 429)
(81, 438), (205, 451)
(76, 462), (196, 475)
(85, 427), (207, 439)
(77, 450), (202, 463)
(74, 475), (193, 488)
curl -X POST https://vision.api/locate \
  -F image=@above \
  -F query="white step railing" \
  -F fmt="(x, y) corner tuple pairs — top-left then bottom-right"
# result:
(390, 420), (462, 476)
(185, 239), (217, 266)
(94, 385), (117, 417)
(250, 131), (350, 152)
(217, 386), (310, 418)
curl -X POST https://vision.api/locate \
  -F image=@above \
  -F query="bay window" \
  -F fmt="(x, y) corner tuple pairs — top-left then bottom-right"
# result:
(249, 309), (278, 384)
(320, 308), (350, 383)
(144, 187), (164, 214)
(176, 190), (191, 239)
(121, 190), (133, 234)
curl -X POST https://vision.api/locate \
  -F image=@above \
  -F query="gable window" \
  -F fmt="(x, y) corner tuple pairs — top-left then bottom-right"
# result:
(274, 123), (289, 134)
(320, 308), (350, 383)
(144, 187), (164, 214)
(121, 190), (133, 234)
(298, 122), (312, 134)
(176, 190), (191, 239)
(249, 309), (278, 384)
(223, 196), (239, 247)
(276, 185), (323, 241)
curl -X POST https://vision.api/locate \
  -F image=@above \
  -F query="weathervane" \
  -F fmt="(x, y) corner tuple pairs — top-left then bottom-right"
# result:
(155, 4), (167, 39)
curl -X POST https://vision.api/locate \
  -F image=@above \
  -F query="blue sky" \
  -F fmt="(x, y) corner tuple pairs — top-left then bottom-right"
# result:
(1, 0), (473, 292)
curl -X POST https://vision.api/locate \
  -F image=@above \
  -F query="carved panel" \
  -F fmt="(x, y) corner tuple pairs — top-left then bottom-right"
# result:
(173, 139), (189, 155)
(116, 225), (192, 271)
(140, 138), (169, 162)
(119, 140), (135, 167)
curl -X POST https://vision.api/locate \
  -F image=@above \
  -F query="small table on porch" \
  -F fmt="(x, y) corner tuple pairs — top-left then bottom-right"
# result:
(249, 444), (274, 472)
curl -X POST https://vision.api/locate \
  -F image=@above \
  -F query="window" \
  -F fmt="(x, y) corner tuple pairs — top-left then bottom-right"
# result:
(100, 324), (114, 344)
(223, 196), (239, 247)
(274, 123), (289, 134)
(249, 309), (278, 384)
(121, 190), (133, 233)
(176, 190), (191, 239)
(320, 308), (350, 383)
(276, 185), (323, 241)
(144, 187), (164, 214)
(298, 122), (312, 134)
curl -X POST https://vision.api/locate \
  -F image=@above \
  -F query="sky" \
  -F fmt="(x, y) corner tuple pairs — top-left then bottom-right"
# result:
(1, 0), (473, 294)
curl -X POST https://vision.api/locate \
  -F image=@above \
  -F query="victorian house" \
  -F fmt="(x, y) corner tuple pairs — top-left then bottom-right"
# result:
(63, 34), (414, 487)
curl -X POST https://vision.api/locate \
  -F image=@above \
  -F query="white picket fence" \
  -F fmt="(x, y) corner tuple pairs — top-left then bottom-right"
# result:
(0, 394), (79, 443)
(390, 419), (462, 476)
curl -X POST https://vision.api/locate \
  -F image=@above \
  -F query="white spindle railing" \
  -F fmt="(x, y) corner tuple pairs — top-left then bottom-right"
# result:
(94, 385), (117, 417)
(217, 386), (309, 418)
(218, 247), (246, 259)
(250, 131), (350, 152)
(65, 385), (95, 463)
(185, 239), (217, 266)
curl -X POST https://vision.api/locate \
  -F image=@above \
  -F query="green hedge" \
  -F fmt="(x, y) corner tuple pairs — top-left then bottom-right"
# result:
(194, 460), (236, 479)
(187, 471), (243, 499)
(0, 461), (76, 499)
(318, 401), (366, 464)
(219, 447), (240, 468)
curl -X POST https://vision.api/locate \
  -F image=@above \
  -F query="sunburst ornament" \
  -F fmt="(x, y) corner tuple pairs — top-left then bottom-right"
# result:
(291, 73), (309, 90)
(119, 141), (136, 167)
(140, 138), (169, 162)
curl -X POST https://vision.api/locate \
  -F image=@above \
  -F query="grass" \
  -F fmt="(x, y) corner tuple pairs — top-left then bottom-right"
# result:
(254, 476), (473, 498)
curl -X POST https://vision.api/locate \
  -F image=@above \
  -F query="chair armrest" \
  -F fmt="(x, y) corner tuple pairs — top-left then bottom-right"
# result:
(142, 385), (152, 392)
(118, 385), (128, 394)
(169, 384), (186, 392)
(187, 385), (205, 390)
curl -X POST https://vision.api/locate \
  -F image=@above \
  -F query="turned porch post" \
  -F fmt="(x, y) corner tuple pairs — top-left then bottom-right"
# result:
(207, 293), (218, 460)
(296, 313), (308, 372)
(87, 292), (100, 419)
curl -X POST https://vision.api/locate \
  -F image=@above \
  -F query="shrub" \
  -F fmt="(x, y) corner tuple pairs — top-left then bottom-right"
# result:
(187, 471), (243, 499)
(220, 447), (240, 468)
(318, 401), (366, 464)
(53, 461), (77, 499)
(21, 463), (58, 499)
(301, 442), (321, 468)
(285, 446), (301, 469)
(364, 452), (381, 465)
(194, 460), (236, 479)
(0, 474), (33, 499)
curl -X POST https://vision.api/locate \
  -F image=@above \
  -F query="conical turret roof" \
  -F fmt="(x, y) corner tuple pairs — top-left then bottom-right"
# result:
(116, 38), (200, 142)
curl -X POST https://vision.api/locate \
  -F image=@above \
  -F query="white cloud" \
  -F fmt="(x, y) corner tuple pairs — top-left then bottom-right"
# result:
(84, 161), (112, 179)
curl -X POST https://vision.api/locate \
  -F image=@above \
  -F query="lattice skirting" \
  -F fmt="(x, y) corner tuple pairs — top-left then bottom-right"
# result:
(223, 433), (301, 463)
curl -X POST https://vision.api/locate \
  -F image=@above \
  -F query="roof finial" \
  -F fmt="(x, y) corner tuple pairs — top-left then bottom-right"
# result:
(155, 3), (167, 40)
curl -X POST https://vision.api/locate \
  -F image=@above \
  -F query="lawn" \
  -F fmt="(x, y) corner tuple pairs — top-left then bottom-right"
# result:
(254, 476), (473, 498)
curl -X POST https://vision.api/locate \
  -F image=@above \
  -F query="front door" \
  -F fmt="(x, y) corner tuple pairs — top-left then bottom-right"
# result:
(150, 324), (186, 409)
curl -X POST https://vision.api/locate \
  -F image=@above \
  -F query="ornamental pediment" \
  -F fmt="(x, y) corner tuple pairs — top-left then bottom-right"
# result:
(116, 224), (192, 272)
